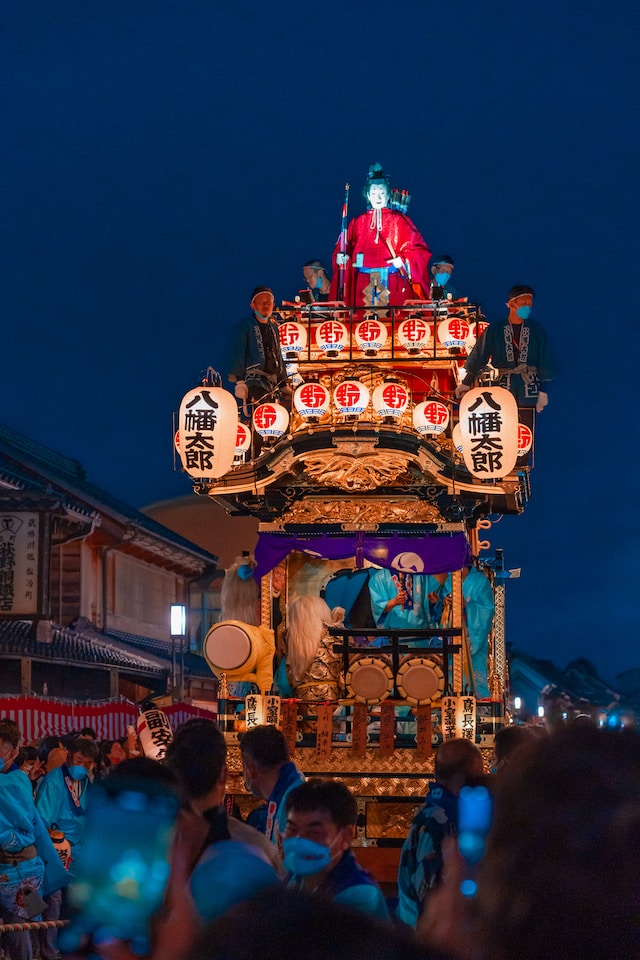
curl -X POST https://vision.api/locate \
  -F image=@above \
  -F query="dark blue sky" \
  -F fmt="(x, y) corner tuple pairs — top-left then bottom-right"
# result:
(2, 1), (638, 682)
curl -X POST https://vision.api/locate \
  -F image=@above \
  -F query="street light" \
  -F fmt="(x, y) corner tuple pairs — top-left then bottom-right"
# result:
(170, 603), (187, 701)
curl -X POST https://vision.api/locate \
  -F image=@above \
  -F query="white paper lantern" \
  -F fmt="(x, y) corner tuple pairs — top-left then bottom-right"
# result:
(355, 317), (388, 354)
(286, 362), (304, 388)
(279, 321), (308, 359)
(413, 399), (450, 435)
(314, 319), (349, 356)
(235, 422), (252, 456)
(137, 709), (173, 760)
(441, 695), (476, 742)
(372, 381), (410, 418)
(452, 422), (463, 453)
(465, 319), (489, 352)
(178, 384), (238, 479)
(458, 386), (519, 479)
(253, 402), (290, 438)
(333, 379), (370, 416)
(397, 315), (432, 353)
(517, 422), (533, 455)
(437, 315), (470, 349)
(294, 381), (331, 419)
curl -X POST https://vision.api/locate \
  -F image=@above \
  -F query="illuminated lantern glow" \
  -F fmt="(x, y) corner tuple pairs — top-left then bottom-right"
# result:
(458, 386), (519, 479)
(178, 384), (238, 479)
(355, 317), (388, 355)
(279, 321), (308, 359)
(333, 379), (370, 416)
(517, 422), (533, 455)
(413, 399), (450, 435)
(252, 402), (290, 438)
(137, 709), (174, 760)
(286, 362), (304, 388)
(235, 422), (251, 457)
(441, 695), (476, 742)
(397, 315), (431, 353)
(294, 381), (331, 419)
(372, 381), (410, 418)
(174, 431), (180, 452)
(465, 319), (489, 352)
(245, 693), (281, 730)
(452, 422), (463, 453)
(315, 319), (349, 356)
(437, 315), (470, 349)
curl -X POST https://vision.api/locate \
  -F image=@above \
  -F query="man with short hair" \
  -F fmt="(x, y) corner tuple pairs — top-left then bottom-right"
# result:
(35, 737), (97, 855)
(239, 724), (305, 850)
(429, 254), (460, 301)
(228, 286), (288, 408)
(283, 778), (389, 920)
(396, 738), (484, 928)
(302, 260), (331, 302)
(455, 284), (554, 412)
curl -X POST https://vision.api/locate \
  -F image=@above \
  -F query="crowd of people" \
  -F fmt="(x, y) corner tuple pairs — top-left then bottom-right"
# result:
(2, 714), (640, 960)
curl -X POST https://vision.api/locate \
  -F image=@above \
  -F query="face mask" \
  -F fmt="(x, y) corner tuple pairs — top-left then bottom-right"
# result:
(435, 272), (450, 286)
(68, 764), (88, 780)
(315, 276), (323, 290)
(0, 758), (5, 773)
(282, 836), (332, 876)
(516, 305), (531, 320)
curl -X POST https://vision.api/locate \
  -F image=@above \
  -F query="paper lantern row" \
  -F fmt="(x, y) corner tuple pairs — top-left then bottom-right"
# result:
(278, 318), (488, 358)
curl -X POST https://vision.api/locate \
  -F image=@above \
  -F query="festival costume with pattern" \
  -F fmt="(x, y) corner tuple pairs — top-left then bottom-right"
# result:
(0, 770), (68, 960)
(287, 849), (390, 920)
(287, 632), (344, 702)
(461, 316), (554, 406)
(264, 761), (305, 848)
(329, 208), (431, 307)
(227, 314), (288, 401)
(369, 568), (435, 633)
(35, 765), (90, 853)
(396, 781), (458, 928)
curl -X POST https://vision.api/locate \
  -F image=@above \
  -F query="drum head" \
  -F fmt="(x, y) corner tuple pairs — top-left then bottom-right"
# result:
(204, 622), (252, 671)
(346, 657), (393, 705)
(396, 657), (444, 705)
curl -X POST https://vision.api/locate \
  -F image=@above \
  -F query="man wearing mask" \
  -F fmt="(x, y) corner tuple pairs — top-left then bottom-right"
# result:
(302, 260), (331, 302)
(429, 254), (461, 301)
(239, 725), (305, 851)
(455, 285), (554, 412)
(282, 778), (390, 920)
(35, 737), (96, 856)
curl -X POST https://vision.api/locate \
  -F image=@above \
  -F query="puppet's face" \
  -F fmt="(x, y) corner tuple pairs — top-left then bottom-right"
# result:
(367, 183), (389, 209)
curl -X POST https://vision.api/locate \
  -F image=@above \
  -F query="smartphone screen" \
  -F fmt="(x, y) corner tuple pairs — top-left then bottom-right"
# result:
(63, 777), (179, 948)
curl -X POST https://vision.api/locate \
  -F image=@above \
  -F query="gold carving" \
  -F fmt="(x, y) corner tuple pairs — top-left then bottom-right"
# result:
(301, 451), (409, 491)
(280, 498), (443, 525)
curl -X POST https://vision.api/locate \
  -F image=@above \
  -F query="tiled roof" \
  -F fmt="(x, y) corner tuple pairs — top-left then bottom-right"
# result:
(107, 628), (214, 678)
(0, 620), (168, 677)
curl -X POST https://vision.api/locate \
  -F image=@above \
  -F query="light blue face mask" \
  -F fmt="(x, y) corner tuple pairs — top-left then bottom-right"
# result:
(67, 764), (88, 780)
(282, 836), (332, 876)
(435, 271), (451, 286)
(516, 305), (532, 320)
(0, 758), (5, 773)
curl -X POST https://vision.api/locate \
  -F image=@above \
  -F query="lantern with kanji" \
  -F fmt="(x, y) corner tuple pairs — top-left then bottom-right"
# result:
(253, 402), (290, 439)
(465, 319), (489, 353)
(441, 695), (476, 742)
(355, 317), (388, 355)
(517, 422), (533, 456)
(315, 319), (349, 357)
(333, 379), (370, 416)
(294, 381), (331, 420)
(413, 399), (450, 436)
(177, 377), (238, 480)
(137, 708), (174, 760)
(458, 386), (519, 479)
(452, 422), (463, 454)
(372, 380), (410, 418)
(437, 315), (470, 349)
(245, 693), (282, 730)
(279, 321), (308, 360)
(397, 315), (431, 354)
(234, 422), (252, 460)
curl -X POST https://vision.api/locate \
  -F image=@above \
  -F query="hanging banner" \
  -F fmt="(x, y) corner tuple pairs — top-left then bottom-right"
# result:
(315, 702), (333, 757)
(280, 699), (299, 754)
(415, 704), (433, 760)
(441, 695), (476, 742)
(458, 386), (519, 479)
(351, 701), (368, 757)
(379, 700), (395, 756)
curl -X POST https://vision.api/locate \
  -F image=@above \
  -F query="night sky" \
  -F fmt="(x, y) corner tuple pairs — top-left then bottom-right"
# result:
(2, 1), (638, 682)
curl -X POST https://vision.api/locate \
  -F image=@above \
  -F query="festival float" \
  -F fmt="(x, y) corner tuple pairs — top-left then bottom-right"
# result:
(174, 164), (539, 876)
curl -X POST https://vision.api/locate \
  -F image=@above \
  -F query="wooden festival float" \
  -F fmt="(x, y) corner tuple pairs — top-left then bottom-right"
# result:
(173, 186), (535, 874)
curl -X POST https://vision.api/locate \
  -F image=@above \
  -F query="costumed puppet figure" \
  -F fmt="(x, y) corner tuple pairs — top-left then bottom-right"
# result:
(210, 555), (275, 696)
(330, 163), (432, 307)
(285, 596), (346, 701)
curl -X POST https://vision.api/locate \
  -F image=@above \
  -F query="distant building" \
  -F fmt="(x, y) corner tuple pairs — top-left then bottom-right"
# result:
(509, 649), (636, 727)
(0, 423), (220, 704)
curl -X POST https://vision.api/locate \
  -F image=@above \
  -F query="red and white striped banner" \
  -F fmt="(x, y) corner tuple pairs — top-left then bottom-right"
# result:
(0, 696), (216, 743)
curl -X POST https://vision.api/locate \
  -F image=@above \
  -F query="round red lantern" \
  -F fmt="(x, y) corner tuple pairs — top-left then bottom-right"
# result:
(333, 379), (370, 416)
(372, 381), (410, 418)
(355, 317), (388, 355)
(253, 402), (290, 439)
(279, 321), (308, 360)
(517, 422), (533, 455)
(314, 319), (349, 357)
(294, 381), (331, 419)
(397, 315), (432, 354)
(437, 315), (470, 349)
(235, 422), (252, 457)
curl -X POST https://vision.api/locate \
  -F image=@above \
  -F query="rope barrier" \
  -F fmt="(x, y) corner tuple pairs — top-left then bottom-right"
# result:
(0, 920), (69, 932)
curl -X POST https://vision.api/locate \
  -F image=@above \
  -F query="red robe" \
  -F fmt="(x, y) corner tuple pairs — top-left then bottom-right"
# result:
(330, 207), (431, 307)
